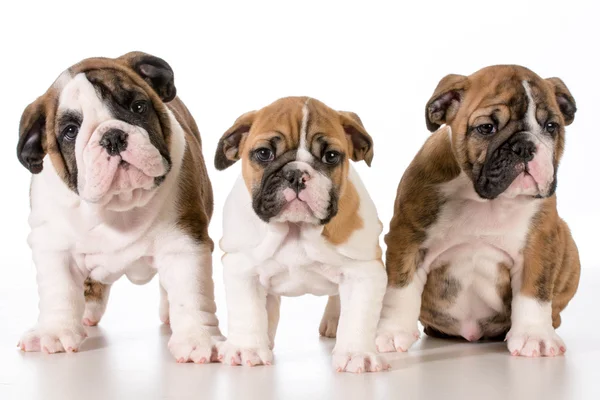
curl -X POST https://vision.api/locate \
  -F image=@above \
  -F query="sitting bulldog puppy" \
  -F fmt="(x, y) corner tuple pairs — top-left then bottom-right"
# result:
(17, 52), (222, 363)
(376, 65), (580, 357)
(214, 97), (388, 373)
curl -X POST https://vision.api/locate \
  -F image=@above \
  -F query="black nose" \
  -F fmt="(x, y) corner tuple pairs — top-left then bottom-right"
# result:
(284, 169), (307, 193)
(100, 129), (128, 156)
(511, 140), (535, 162)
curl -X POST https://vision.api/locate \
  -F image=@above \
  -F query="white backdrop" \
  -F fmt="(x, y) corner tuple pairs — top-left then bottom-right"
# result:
(0, 0), (597, 300)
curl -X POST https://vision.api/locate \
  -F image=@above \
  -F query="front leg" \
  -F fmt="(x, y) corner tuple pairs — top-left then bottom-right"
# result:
(19, 251), (87, 353)
(376, 277), (425, 353)
(376, 242), (426, 353)
(156, 239), (222, 364)
(217, 253), (273, 367)
(334, 260), (387, 373)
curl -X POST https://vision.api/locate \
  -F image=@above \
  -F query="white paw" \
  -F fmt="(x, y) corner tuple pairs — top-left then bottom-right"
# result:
(506, 326), (566, 357)
(168, 331), (219, 364)
(319, 315), (339, 338)
(376, 329), (420, 353)
(19, 323), (87, 353)
(82, 301), (106, 326)
(332, 351), (390, 373)
(216, 340), (273, 367)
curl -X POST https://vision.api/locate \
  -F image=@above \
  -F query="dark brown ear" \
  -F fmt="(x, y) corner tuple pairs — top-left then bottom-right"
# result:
(118, 51), (176, 102)
(546, 77), (576, 126)
(339, 111), (374, 167)
(17, 97), (47, 174)
(425, 74), (468, 132)
(214, 111), (256, 170)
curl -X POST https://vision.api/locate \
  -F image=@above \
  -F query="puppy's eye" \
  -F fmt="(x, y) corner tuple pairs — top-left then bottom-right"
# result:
(255, 148), (274, 162)
(131, 100), (148, 114)
(545, 122), (559, 134)
(476, 123), (496, 135)
(62, 124), (79, 141)
(323, 151), (341, 165)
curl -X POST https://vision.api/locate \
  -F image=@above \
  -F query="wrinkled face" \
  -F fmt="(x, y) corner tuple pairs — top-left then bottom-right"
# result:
(57, 72), (171, 207)
(426, 66), (576, 200)
(215, 97), (373, 224)
(17, 53), (177, 211)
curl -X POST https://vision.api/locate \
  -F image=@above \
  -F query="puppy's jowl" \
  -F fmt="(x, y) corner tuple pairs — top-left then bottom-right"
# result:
(17, 52), (223, 362)
(215, 97), (387, 373)
(377, 66), (580, 357)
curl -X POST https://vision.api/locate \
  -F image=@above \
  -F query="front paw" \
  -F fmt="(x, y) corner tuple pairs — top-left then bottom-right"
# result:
(168, 331), (220, 364)
(19, 323), (87, 353)
(506, 326), (566, 357)
(216, 340), (273, 367)
(376, 329), (420, 353)
(332, 351), (390, 373)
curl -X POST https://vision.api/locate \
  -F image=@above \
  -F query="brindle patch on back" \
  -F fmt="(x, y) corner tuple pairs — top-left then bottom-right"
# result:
(385, 128), (461, 287)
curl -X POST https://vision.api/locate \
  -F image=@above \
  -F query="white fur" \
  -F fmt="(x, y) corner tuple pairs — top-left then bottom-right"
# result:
(19, 85), (221, 360)
(219, 165), (387, 372)
(296, 98), (313, 163)
(507, 294), (565, 356)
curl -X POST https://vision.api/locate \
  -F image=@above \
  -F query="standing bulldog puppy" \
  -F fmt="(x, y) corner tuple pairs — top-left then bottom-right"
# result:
(214, 97), (388, 373)
(376, 66), (580, 357)
(17, 52), (223, 362)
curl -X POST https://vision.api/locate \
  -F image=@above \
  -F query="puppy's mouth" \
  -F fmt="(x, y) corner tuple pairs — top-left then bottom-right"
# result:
(80, 122), (170, 205)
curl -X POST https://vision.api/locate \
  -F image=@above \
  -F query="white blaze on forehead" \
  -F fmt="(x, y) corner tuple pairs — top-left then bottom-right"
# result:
(518, 80), (555, 196)
(58, 73), (113, 123)
(297, 98), (313, 162)
(522, 80), (541, 133)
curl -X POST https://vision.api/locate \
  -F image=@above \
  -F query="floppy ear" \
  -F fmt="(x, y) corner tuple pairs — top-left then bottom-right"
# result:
(17, 97), (47, 174)
(425, 74), (468, 132)
(119, 52), (176, 102)
(546, 77), (576, 126)
(214, 111), (256, 170)
(339, 111), (374, 167)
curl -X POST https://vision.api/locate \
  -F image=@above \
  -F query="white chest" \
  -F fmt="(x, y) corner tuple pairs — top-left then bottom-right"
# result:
(423, 175), (541, 272)
(255, 226), (342, 297)
(418, 175), (541, 339)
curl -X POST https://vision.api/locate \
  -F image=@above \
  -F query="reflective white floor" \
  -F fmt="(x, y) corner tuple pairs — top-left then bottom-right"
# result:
(2, 267), (598, 400)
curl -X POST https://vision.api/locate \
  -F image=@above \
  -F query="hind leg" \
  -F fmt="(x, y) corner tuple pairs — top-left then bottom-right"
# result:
(83, 278), (111, 326)
(266, 295), (280, 349)
(319, 295), (340, 338)
(159, 282), (170, 325)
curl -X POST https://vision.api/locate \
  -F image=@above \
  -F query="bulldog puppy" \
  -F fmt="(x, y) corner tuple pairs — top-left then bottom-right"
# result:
(376, 66), (580, 357)
(16, 52), (222, 362)
(214, 97), (387, 373)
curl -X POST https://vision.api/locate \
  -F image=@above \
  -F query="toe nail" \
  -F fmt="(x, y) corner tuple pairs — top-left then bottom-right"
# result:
(336, 367), (342, 372)
(511, 350), (519, 356)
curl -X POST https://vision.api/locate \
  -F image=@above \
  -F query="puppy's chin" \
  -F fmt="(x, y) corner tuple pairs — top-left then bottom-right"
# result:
(83, 185), (161, 212)
(271, 199), (321, 224)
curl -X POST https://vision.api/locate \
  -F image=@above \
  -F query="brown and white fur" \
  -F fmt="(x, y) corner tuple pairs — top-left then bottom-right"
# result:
(16, 52), (223, 362)
(376, 66), (580, 357)
(214, 97), (387, 373)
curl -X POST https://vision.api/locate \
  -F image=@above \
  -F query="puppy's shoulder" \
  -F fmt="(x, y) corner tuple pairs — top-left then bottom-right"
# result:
(323, 165), (383, 261)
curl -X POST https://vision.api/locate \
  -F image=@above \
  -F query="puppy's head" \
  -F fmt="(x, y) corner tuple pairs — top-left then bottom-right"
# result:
(17, 52), (177, 210)
(215, 97), (373, 224)
(425, 65), (576, 199)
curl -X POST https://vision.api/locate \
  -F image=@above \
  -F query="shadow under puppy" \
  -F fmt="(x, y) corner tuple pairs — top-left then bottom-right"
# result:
(214, 97), (387, 373)
(377, 65), (580, 357)
(16, 52), (222, 362)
